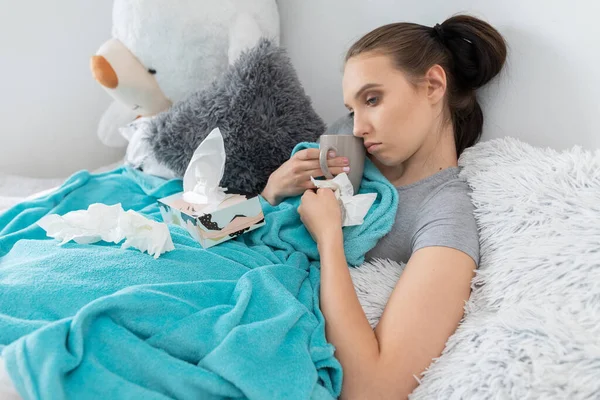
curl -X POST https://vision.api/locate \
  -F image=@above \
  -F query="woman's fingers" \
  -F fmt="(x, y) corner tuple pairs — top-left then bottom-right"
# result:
(303, 165), (350, 180)
(292, 150), (351, 188)
(302, 168), (325, 180)
(326, 166), (350, 176)
(294, 148), (321, 161)
(294, 149), (349, 166)
(329, 156), (350, 168)
(297, 157), (349, 174)
(302, 180), (317, 190)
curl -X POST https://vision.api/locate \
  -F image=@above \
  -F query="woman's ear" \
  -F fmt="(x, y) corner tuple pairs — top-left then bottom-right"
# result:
(425, 64), (447, 105)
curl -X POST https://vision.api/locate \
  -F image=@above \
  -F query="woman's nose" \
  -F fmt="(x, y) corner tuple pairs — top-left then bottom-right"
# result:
(352, 114), (369, 138)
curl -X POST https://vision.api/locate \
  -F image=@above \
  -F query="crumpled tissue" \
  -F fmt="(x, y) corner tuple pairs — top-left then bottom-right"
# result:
(37, 203), (174, 258)
(181, 127), (231, 213)
(311, 173), (377, 227)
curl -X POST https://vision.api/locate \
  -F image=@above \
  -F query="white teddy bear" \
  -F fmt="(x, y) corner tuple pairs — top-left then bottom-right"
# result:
(91, 0), (280, 148)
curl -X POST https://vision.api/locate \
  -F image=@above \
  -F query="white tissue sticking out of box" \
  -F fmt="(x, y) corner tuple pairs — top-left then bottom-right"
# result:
(311, 173), (377, 227)
(182, 127), (229, 212)
(37, 203), (174, 259)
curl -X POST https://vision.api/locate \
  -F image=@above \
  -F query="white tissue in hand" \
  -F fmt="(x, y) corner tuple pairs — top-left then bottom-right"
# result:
(339, 193), (377, 226)
(311, 173), (377, 227)
(37, 203), (174, 258)
(182, 127), (229, 208)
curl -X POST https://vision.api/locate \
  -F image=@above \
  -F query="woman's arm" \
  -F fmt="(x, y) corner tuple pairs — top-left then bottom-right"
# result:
(319, 235), (475, 399)
(299, 188), (475, 399)
(317, 230), (380, 395)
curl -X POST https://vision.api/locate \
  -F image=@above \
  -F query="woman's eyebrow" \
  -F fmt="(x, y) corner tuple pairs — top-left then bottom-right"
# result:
(344, 83), (383, 108)
(354, 83), (382, 99)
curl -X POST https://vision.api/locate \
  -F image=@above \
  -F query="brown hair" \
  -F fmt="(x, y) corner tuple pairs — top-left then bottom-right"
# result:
(346, 15), (507, 156)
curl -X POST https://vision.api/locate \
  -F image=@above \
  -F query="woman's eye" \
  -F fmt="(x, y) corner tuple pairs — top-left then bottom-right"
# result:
(148, 68), (157, 74)
(348, 111), (355, 118)
(366, 96), (379, 106)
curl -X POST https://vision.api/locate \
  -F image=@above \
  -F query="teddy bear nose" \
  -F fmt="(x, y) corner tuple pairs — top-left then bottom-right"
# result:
(90, 55), (118, 89)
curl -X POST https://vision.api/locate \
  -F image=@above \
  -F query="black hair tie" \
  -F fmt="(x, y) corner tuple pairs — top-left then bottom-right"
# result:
(432, 23), (446, 45)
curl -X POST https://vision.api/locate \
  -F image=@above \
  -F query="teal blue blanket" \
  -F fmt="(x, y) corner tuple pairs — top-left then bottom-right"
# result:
(0, 143), (398, 400)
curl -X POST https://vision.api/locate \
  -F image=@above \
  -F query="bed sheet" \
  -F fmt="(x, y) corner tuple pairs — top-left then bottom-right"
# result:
(0, 357), (19, 400)
(0, 162), (123, 212)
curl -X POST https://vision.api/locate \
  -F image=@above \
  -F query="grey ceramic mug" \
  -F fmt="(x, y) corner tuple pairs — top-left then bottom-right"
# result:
(318, 135), (366, 194)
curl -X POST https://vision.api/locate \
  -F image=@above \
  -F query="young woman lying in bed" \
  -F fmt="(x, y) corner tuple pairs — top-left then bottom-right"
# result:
(262, 14), (507, 399)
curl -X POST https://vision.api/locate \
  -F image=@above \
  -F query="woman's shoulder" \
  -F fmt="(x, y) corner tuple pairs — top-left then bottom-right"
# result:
(396, 166), (475, 225)
(419, 168), (474, 214)
(410, 167), (480, 265)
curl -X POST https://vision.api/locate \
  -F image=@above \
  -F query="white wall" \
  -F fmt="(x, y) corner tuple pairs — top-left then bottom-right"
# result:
(2, 1), (597, 180)
(278, 0), (600, 150)
(0, 1), (122, 178)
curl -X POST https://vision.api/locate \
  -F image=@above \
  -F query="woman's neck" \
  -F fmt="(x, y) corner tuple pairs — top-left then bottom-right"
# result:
(377, 124), (458, 187)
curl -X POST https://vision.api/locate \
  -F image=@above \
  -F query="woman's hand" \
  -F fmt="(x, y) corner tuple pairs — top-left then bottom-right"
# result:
(261, 148), (349, 206)
(298, 188), (343, 245)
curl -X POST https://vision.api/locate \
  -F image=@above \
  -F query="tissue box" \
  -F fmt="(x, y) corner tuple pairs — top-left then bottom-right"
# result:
(158, 192), (265, 249)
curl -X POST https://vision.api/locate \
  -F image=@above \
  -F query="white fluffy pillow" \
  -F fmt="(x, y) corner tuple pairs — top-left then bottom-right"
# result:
(351, 137), (600, 399)
(350, 258), (404, 328)
(409, 137), (600, 399)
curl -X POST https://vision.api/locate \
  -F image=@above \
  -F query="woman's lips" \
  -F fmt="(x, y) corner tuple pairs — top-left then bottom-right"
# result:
(365, 142), (382, 153)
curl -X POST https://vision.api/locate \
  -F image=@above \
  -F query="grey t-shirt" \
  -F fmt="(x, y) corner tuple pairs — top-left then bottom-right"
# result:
(366, 167), (480, 266)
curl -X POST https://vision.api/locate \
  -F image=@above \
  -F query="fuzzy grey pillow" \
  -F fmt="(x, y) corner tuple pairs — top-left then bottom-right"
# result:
(145, 39), (326, 194)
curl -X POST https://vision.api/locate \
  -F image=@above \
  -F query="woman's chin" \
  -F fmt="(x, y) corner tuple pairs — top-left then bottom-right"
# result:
(369, 151), (392, 166)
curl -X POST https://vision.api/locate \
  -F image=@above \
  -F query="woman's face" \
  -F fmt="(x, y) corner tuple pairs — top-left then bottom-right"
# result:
(343, 52), (440, 167)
